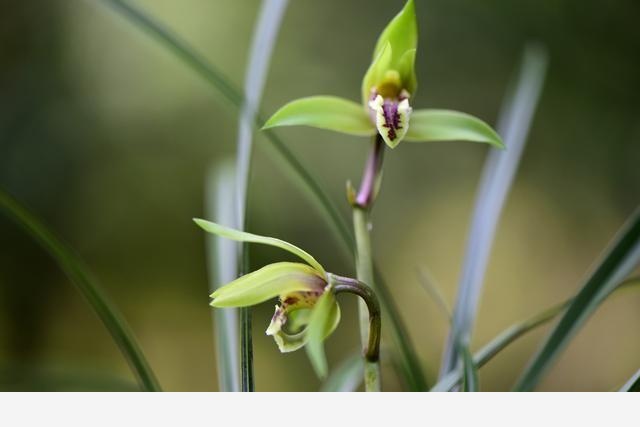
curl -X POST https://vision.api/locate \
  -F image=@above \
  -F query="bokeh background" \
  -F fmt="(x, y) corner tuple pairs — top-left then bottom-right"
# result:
(1, 0), (639, 391)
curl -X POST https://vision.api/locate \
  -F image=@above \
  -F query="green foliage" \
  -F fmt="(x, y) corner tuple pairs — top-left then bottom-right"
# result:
(515, 209), (640, 391)
(619, 368), (640, 392)
(461, 345), (479, 392)
(432, 277), (640, 392)
(80, 0), (637, 392)
(0, 190), (161, 392)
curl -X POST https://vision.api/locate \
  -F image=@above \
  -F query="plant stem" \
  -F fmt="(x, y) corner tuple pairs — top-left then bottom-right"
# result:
(349, 134), (385, 391)
(352, 208), (381, 391)
(331, 276), (381, 362)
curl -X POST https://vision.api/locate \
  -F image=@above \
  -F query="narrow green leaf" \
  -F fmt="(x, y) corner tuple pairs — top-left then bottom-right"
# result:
(237, 0), (289, 392)
(0, 364), (139, 391)
(619, 368), (640, 392)
(372, 0), (417, 68)
(405, 109), (504, 148)
(431, 277), (640, 392)
(210, 262), (324, 307)
(374, 266), (428, 391)
(305, 291), (340, 379)
(205, 161), (240, 392)
(0, 189), (160, 391)
(263, 96), (375, 136)
(417, 268), (452, 322)
(461, 345), (479, 392)
(194, 218), (325, 275)
(440, 45), (547, 378)
(320, 353), (364, 392)
(515, 208), (640, 391)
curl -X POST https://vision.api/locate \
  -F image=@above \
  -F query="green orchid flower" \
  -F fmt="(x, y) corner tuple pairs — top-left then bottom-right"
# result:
(263, 0), (503, 149)
(194, 218), (343, 378)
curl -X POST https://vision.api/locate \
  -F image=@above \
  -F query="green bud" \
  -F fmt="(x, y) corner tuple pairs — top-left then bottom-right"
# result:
(362, 0), (418, 103)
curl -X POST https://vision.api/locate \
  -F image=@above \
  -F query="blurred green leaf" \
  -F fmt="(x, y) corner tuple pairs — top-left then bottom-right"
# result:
(236, 0), (290, 392)
(205, 161), (241, 391)
(263, 96), (375, 136)
(515, 208), (640, 391)
(320, 353), (364, 392)
(619, 368), (640, 392)
(194, 218), (325, 275)
(210, 262), (324, 307)
(405, 109), (504, 148)
(372, 266), (428, 391)
(0, 365), (139, 392)
(417, 268), (452, 323)
(0, 190), (160, 392)
(305, 290), (340, 378)
(440, 45), (547, 378)
(432, 277), (640, 392)
(461, 345), (479, 392)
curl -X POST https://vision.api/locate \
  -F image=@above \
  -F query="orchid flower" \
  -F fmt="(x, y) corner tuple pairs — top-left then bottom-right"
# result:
(263, 0), (503, 149)
(194, 219), (379, 378)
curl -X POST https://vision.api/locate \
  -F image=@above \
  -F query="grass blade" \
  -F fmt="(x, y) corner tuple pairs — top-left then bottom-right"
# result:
(373, 266), (427, 391)
(432, 277), (640, 392)
(0, 365), (139, 391)
(320, 353), (364, 392)
(0, 189), (161, 391)
(205, 161), (240, 391)
(515, 209), (640, 391)
(460, 345), (479, 392)
(417, 267), (452, 322)
(236, 0), (288, 392)
(618, 368), (640, 392)
(95, 0), (425, 391)
(440, 45), (548, 377)
(236, 0), (288, 229)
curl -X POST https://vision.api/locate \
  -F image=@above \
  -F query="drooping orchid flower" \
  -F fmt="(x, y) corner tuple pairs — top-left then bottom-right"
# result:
(194, 219), (379, 379)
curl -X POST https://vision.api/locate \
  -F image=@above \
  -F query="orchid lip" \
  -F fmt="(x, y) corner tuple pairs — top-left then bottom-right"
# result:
(368, 90), (412, 148)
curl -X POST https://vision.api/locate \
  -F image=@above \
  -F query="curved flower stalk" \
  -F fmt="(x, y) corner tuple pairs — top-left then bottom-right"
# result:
(194, 219), (380, 384)
(263, 0), (504, 150)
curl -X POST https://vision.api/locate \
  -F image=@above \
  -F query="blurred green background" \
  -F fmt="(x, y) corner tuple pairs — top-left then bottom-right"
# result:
(1, 0), (639, 391)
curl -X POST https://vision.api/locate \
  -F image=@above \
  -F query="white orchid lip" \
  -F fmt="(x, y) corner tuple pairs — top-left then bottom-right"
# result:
(368, 92), (412, 148)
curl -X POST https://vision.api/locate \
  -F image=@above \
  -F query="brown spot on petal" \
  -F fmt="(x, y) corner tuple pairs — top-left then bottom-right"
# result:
(283, 296), (298, 306)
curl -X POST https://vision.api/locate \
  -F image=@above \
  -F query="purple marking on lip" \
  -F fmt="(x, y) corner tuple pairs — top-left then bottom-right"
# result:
(381, 100), (402, 141)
